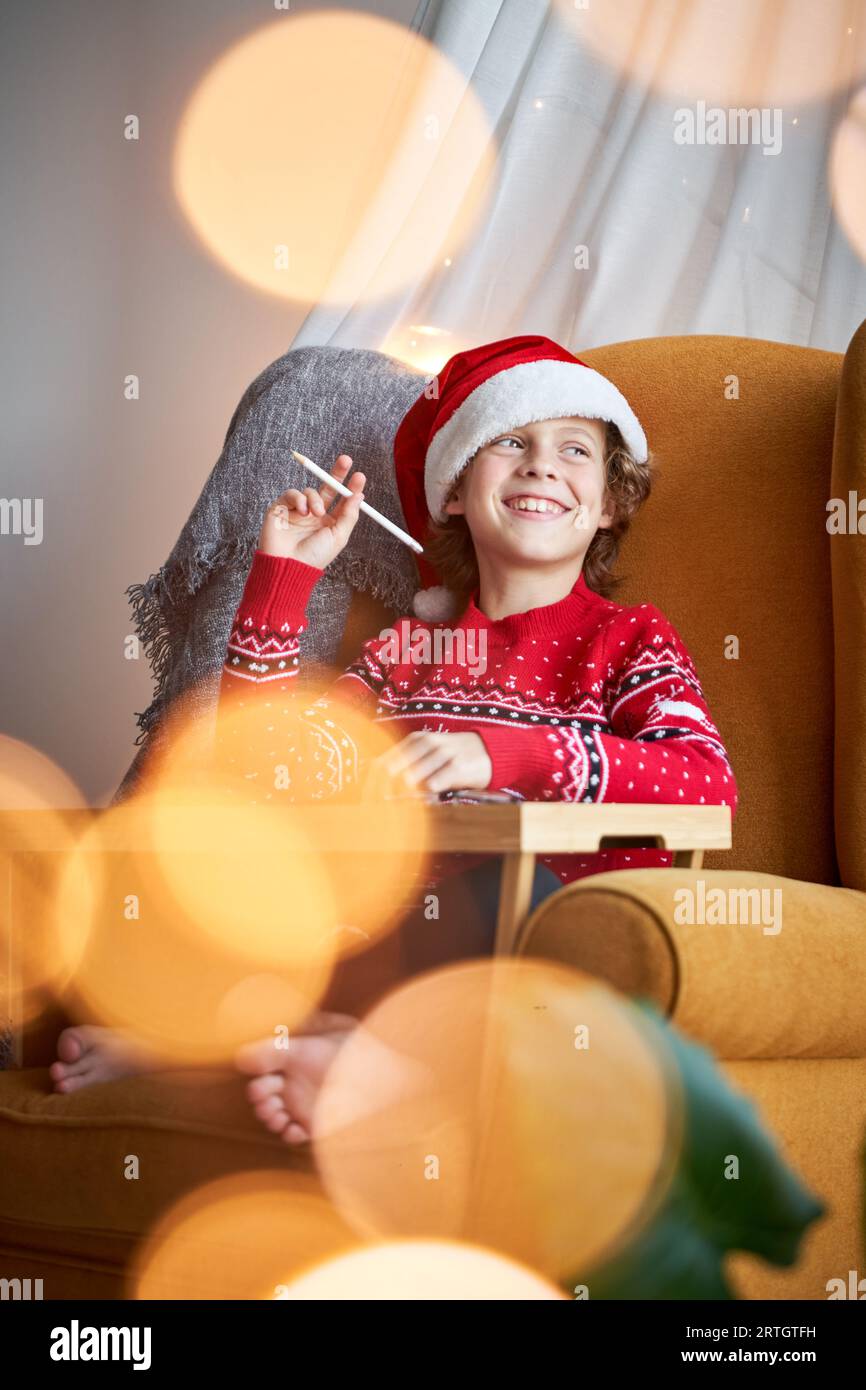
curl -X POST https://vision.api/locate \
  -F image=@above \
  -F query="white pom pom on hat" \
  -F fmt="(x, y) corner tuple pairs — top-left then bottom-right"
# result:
(392, 334), (649, 620)
(410, 584), (460, 623)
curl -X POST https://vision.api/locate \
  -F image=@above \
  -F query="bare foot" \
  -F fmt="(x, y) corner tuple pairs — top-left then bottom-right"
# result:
(49, 1025), (172, 1093)
(236, 1008), (431, 1146)
(235, 1009), (358, 1145)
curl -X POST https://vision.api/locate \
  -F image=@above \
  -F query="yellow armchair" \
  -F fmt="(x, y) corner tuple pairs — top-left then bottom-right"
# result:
(514, 321), (866, 1299)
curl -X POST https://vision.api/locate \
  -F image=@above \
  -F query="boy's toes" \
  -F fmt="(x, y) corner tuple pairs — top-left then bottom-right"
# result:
(50, 1054), (92, 1086)
(56, 1027), (86, 1065)
(283, 1121), (310, 1146)
(252, 1093), (286, 1123)
(53, 1070), (93, 1094)
(252, 1100), (293, 1134)
(246, 1073), (284, 1105)
(259, 1104), (292, 1135)
(236, 1039), (287, 1077)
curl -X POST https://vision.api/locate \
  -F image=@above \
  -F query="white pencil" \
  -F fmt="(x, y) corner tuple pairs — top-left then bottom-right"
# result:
(291, 450), (424, 555)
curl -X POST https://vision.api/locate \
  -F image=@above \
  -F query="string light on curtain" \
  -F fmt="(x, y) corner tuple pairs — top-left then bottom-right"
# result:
(381, 324), (463, 374)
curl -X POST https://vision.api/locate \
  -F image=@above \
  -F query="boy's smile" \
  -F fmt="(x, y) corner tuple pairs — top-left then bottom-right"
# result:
(500, 492), (574, 519)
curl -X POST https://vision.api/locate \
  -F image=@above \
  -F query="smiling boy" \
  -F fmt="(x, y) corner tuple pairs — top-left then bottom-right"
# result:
(50, 336), (738, 1130)
(217, 335), (738, 1143)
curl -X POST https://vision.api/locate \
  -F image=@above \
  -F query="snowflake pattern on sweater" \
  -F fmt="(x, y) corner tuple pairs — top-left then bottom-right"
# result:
(216, 550), (738, 885)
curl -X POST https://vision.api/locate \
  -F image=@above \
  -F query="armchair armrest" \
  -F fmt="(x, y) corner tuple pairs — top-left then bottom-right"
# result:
(518, 869), (866, 1060)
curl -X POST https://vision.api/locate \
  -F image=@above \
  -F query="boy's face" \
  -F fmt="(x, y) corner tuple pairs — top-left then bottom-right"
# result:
(442, 415), (614, 573)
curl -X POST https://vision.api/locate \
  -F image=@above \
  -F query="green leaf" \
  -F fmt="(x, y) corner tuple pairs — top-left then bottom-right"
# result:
(568, 999), (825, 1300)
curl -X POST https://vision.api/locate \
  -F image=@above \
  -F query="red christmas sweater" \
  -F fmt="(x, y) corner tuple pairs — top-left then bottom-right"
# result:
(216, 550), (738, 886)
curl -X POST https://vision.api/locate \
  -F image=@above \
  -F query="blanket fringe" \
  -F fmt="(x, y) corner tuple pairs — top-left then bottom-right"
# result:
(124, 535), (256, 746)
(328, 549), (417, 616)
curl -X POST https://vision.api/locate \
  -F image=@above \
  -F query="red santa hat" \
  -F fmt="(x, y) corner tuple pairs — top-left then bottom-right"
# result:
(393, 334), (648, 621)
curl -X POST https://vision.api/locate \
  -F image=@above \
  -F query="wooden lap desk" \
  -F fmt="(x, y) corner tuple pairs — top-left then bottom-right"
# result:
(335, 800), (732, 955)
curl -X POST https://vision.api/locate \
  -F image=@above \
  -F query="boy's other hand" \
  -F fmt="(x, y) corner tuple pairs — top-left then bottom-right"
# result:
(257, 454), (366, 569)
(361, 731), (493, 800)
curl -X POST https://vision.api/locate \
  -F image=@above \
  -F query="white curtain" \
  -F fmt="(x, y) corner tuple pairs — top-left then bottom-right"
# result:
(292, 0), (866, 357)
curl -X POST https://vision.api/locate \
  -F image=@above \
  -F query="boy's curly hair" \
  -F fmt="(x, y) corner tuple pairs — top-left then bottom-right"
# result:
(422, 419), (656, 605)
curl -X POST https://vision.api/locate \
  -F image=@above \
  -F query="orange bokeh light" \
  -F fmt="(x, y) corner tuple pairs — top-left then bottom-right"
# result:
(282, 1238), (567, 1300)
(555, 0), (866, 107)
(0, 735), (97, 1031)
(173, 12), (495, 304)
(831, 86), (866, 263)
(312, 958), (682, 1282)
(132, 1171), (359, 1300)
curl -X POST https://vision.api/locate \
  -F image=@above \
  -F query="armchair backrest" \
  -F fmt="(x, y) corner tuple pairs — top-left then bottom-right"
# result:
(576, 330), (850, 887)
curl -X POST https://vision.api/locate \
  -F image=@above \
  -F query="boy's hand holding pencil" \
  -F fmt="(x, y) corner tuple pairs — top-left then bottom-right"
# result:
(257, 453), (367, 569)
(258, 450), (424, 571)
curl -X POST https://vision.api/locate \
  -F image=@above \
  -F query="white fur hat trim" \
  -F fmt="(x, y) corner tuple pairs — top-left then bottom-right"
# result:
(424, 358), (647, 523)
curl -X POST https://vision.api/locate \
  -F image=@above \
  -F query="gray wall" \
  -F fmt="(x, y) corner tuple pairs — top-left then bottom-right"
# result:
(0, 0), (419, 805)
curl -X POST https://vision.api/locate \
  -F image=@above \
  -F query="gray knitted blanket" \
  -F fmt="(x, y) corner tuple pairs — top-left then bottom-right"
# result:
(113, 345), (426, 803)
